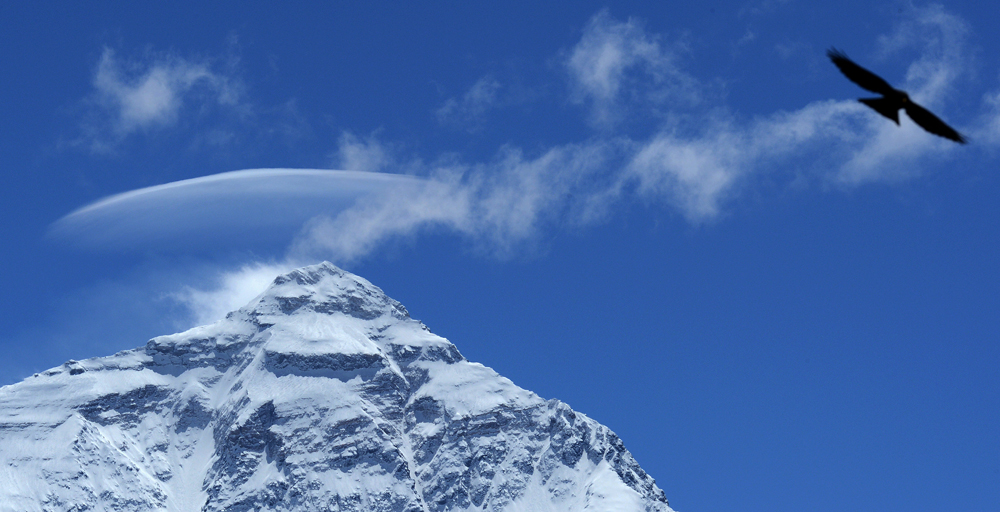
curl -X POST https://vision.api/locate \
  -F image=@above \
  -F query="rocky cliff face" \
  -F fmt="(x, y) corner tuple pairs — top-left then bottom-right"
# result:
(0, 262), (672, 512)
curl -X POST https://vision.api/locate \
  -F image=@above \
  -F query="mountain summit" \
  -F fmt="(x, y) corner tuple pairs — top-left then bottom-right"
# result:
(0, 262), (673, 512)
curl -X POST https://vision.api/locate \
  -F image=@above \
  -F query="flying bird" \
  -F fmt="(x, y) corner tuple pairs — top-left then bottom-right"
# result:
(827, 48), (967, 144)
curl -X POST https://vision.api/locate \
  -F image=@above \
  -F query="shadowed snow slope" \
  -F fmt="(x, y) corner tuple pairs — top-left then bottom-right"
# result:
(0, 262), (672, 512)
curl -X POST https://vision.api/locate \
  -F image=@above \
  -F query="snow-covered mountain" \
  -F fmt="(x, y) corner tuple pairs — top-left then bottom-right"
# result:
(0, 262), (672, 512)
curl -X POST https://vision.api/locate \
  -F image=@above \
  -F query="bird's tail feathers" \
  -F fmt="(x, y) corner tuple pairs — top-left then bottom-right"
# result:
(859, 97), (901, 124)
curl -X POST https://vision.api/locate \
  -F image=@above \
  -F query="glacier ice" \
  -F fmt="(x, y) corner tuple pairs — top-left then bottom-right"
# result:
(0, 262), (673, 512)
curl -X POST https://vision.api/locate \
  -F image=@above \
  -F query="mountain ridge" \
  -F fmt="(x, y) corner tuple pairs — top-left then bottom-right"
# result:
(0, 262), (672, 512)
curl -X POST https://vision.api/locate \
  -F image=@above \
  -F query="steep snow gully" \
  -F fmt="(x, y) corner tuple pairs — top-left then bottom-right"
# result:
(0, 262), (672, 512)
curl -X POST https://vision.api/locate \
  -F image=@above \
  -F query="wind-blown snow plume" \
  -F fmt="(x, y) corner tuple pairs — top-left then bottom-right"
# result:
(168, 261), (295, 327)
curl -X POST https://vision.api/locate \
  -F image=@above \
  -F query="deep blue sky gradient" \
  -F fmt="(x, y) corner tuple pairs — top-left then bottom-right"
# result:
(2, 2), (998, 511)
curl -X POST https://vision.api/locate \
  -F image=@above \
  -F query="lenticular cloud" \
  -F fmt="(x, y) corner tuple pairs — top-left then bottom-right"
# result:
(49, 169), (429, 253)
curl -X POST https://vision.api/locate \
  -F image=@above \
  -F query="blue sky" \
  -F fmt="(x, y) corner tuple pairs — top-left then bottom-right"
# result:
(2, 1), (998, 510)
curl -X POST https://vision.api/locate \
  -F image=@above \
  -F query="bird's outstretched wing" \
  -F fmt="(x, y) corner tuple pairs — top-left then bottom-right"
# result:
(859, 97), (902, 124)
(904, 102), (967, 144)
(827, 48), (896, 96)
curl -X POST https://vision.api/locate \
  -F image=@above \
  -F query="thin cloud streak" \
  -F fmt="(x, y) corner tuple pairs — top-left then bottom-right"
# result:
(50, 169), (429, 253)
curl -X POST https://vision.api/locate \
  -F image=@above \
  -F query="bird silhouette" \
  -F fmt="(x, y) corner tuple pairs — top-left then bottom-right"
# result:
(828, 48), (966, 144)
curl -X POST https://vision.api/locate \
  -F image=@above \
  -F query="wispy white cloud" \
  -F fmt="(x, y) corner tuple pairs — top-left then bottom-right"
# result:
(53, 5), (999, 330)
(625, 125), (746, 220)
(58, 6), (984, 261)
(877, 4), (970, 103)
(867, 4), (1000, 158)
(976, 87), (1000, 147)
(561, 8), (965, 217)
(567, 9), (701, 127)
(298, 136), (619, 261)
(332, 132), (403, 174)
(609, 3), (976, 214)
(151, 143), (619, 325)
(436, 76), (502, 130)
(77, 48), (245, 152)
(620, 100), (863, 219)
(427, 5), (975, 228)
